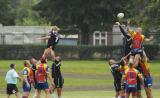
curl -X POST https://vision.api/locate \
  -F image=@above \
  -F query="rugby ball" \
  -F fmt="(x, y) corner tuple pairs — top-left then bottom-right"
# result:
(117, 13), (124, 19)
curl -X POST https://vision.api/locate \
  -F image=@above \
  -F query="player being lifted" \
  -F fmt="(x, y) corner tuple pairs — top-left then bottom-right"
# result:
(115, 21), (132, 56)
(116, 20), (153, 67)
(38, 26), (60, 61)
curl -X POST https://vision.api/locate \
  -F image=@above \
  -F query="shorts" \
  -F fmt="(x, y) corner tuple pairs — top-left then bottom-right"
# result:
(47, 44), (56, 50)
(36, 82), (49, 90)
(114, 81), (121, 92)
(6, 84), (18, 95)
(137, 77), (141, 91)
(135, 66), (142, 73)
(126, 84), (137, 95)
(122, 82), (127, 91)
(23, 82), (31, 92)
(131, 48), (143, 57)
(32, 82), (37, 89)
(54, 77), (64, 88)
(144, 76), (153, 87)
(124, 47), (131, 56)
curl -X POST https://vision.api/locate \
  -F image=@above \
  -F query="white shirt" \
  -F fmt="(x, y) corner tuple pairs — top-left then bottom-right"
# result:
(5, 69), (19, 84)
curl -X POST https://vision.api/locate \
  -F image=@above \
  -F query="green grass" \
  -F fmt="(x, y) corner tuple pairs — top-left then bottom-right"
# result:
(0, 60), (160, 97)
(0, 60), (109, 75)
(1, 90), (160, 98)
(0, 60), (160, 88)
(64, 78), (112, 87)
(61, 60), (108, 75)
(1, 60), (159, 76)
(0, 60), (110, 88)
(149, 61), (160, 77)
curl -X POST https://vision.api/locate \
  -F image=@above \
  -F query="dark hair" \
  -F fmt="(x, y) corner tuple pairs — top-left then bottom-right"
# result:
(108, 58), (116, 65)
(10, 64), (15, 68)
(129, 63), (133, 67)
(40, 57), (46, 63)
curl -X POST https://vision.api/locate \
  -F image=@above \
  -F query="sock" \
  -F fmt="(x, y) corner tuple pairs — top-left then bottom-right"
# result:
(58, 96), (62, 98)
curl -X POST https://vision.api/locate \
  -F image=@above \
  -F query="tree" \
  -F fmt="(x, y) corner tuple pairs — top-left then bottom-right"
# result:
(143, 0), (160, 43)
(34, 0), (129, 44)
(15, 0), (50, 26)
(0, 0), (15, 25)
(125, 0), (160, 43)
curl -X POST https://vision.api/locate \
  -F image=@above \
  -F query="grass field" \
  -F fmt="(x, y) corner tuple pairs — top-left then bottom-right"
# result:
(0, 60), (160, 97)
(1, 90), (160, 98)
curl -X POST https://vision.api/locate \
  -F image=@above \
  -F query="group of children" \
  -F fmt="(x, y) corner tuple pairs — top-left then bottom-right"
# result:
(109, 21), (153, 98)
(6, 26), (63, 98)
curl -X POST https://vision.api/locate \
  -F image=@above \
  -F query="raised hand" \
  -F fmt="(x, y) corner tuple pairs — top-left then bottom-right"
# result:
(115, 22), (120, 26)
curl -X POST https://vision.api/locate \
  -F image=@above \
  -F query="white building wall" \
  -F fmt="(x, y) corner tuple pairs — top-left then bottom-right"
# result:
(112, 25), (125, 45)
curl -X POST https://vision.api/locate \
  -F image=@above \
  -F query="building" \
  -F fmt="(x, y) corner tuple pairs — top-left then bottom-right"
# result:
(0, 24), (124, 46)
(0, 25), (78, 45)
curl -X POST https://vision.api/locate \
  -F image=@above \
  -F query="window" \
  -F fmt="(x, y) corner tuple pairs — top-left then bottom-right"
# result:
(101, 33), (106, 38)
(93, 31), (107, 46)
(95, 39), (99, 45)
(95, 33), (99, 37)
(101, 39), (105, 45)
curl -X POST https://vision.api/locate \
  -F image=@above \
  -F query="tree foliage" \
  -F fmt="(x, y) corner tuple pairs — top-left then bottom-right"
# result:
(0, 0), (160, 43)
(125, 0), (160, 43)
(0, 0), (49, 26)
(15, 0), (50, 26)
(34, 0), (129, 44)
(0, 0), (15, 25)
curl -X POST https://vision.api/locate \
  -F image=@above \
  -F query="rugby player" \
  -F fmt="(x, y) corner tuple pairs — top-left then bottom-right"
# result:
(140, 51), (153, 98)
(128, 27), (144, 68)
(22, 60), (33, 98)
(108, 58), (124, 98)
(50, 56), (64, 98)
(36, 57), (54, 98)
(122, 60), (143, 98)
(115, 21), (132, 56)
(119, 57), (129, 98)
(29, 58), (38, 98)
(37, 26), (60, 61)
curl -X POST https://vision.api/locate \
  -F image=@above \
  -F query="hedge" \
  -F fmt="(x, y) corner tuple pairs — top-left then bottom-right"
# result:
(0, 45), (159, 60)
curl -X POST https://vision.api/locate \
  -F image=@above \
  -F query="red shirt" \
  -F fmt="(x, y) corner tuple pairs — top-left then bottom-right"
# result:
(125, 68), (139, 85)
(132, 33), (143, 49)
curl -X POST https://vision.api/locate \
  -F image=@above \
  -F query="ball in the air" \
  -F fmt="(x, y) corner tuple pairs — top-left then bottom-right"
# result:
(117, 13), (124, 19)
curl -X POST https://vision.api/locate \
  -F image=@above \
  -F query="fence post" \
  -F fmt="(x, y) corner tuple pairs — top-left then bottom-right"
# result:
(1, 33), (5, 45)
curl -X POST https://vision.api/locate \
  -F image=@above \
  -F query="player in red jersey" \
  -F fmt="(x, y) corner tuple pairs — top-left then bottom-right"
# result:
(36, 57), (54, 98)
(122, 60), (143, 98)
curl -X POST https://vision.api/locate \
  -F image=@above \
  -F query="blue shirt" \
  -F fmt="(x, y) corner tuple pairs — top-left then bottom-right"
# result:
(5, 69), (19, 84)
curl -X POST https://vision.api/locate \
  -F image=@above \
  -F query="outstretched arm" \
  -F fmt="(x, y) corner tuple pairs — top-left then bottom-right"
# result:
(37, 36), (50, 40)
(126, 19), (132, 34)
(144, 35), (154, 42)
(115, 22), (131, 39)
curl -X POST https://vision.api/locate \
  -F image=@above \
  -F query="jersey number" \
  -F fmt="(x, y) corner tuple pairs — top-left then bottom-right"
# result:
(129, 72), (134, 78)
(55, 37), (59, 43)
(39, 67), (43, 73)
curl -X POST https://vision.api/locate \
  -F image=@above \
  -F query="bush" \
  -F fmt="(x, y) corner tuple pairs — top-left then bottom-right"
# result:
(0, 45), (159, 60)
